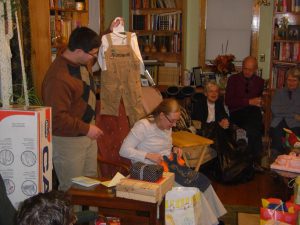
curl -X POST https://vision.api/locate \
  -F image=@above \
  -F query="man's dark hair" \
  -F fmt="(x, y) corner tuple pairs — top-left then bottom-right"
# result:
(68, 26), (100, 53)
(16, 191), (76, 225)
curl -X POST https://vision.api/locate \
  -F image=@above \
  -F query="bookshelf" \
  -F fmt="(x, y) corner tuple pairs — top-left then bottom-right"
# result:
(50, 0), (89, 57)
(270, 0), (300, 90)
(129, 0), (186, 86)
(28, 0), (89, 99)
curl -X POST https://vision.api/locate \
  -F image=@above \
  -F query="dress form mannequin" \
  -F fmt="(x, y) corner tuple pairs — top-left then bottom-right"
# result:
(96, 17), (145, 177)
(98, 17), (144, 74)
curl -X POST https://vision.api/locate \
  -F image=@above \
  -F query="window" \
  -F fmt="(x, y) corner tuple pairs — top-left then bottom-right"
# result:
(205, 0), (253, 61)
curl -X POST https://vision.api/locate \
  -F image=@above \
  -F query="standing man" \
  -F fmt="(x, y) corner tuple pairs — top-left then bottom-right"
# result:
(42, 27), (103, 191)
(225, 56), (264, 171)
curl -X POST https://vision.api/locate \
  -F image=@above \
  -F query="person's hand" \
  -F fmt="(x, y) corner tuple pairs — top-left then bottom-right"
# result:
(145, 153), (162, 164)
(172, 147), (183, 159)
(218, 118), (229, 129)
(86, 124), (104, 140)
(249, 97), (262, 107)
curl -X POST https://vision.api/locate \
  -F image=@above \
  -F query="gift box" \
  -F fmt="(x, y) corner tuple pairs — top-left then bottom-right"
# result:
(0, 106), (52, 208)
(116, 172), (174, 203)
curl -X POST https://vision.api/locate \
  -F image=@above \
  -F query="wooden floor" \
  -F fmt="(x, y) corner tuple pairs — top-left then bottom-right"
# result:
(211, 170), (293, 207)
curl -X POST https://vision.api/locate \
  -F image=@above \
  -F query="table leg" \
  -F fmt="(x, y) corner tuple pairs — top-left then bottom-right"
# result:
(182, 152), (191, 168)
(194, 145), (208, 171)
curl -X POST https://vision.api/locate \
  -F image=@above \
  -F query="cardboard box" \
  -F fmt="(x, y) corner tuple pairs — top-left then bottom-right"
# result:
(0, 106), (52, 208)
(116, 172), (174, 203)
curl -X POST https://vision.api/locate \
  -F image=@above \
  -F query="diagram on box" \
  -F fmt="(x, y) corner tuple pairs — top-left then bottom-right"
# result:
(0, 150), (14, 166)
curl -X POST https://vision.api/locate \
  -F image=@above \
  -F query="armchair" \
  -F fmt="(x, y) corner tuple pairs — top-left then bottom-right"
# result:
(96, 101), (131, 179)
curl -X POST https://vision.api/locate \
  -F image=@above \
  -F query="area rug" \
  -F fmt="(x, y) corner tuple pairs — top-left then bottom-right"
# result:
(238, 213), (260, 225)
(220, 205), (260, 225)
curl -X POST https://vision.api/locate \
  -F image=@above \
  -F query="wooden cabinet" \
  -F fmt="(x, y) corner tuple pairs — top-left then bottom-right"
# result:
(29, 0), (89, 99)
(270, 1), (300, 90)
(129, 0), (186, 86)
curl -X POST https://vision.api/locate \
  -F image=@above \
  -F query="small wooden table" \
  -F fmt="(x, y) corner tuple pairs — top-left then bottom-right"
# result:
(172, 131), (214, 171)
(67, 181), (165, 225)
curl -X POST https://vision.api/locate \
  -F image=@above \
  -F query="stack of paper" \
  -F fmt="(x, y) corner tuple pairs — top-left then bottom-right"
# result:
(71, 176), (101, 187)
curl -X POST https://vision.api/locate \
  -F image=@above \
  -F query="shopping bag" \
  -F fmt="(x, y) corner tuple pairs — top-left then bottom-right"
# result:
(294, 176), (300, 204)
(165, 187), (201, 225)
(260, 198), (297, 225)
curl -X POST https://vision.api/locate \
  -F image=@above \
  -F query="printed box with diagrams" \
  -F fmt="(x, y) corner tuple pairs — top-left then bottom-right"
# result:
(0, 106), (52, 208)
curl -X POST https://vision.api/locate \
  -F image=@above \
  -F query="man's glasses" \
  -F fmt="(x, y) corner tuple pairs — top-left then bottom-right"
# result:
(86, 51), (99, 58)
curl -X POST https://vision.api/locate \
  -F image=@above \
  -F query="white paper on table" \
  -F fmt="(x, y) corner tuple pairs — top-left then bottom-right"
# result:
(71, 176), (101, 187)
(100, 172), (125, 187)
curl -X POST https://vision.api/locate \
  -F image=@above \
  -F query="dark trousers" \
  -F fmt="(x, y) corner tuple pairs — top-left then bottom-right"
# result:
(230, 106), (263, 163)
(270, 119), (300, 155)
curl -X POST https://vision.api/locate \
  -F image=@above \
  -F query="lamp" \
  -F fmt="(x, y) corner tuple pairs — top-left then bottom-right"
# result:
(256, 0), (270, 6)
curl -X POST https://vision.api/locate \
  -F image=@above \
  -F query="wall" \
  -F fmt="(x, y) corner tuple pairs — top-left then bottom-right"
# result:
(185, 0), (199, 71)
(257, 2), (274, 80)
(104, 0), (123, 30)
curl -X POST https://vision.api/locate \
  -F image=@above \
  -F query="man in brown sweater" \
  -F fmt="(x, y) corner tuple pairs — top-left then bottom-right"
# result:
(42, 27), (103, 191)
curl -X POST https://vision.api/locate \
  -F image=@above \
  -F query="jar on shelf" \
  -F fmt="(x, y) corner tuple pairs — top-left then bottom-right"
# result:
(75, 0), (85, 10)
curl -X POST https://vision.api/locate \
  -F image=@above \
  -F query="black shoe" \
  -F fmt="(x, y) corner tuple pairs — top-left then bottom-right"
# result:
(253, 163), (265, 173)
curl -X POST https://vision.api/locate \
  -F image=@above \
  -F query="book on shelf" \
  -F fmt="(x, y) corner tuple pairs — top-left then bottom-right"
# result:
(271, 66), (289, 88)
(133, 15), (146, 30)
(274, 42), (300, 63)
(275, 0), (300, 12)
(145, 64), (158, 84)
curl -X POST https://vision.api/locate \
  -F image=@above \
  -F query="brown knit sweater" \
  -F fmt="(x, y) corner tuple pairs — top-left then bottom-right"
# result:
(42, 55), (96, 137)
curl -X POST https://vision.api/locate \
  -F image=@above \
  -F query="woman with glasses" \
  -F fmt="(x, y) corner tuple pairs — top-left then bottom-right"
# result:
(270, 67), (300, 159)
(120, 98), (226, 225)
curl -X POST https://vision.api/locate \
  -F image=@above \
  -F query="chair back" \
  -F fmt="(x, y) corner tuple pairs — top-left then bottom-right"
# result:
(96, 101), (131, 179)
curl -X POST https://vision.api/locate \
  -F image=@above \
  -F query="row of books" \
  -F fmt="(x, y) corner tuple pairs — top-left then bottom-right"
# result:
(271, 66), (290, 89)
(132, 0), (176, 9)
(132, 12), (182, 31)
(138, 33), (181, 53)
(50, 0), (82, 9)
(275, 0), (300, 12)
(50, 15), (82, 45)
(273, 42), (300, 62)
(144, 63), (180, 85)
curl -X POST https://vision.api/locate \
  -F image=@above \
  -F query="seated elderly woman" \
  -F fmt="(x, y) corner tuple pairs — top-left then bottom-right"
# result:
(120, 98), (226, 225)
(191, 81), (229, 136)
(191, 81), (253, 183)
(270, 67), (300, 159)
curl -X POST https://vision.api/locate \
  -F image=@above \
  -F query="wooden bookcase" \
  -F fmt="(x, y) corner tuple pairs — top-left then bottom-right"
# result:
(270, 1), (300, 90)
(29, 0), (89, 99)
(50, 0), (89, 56)
(263, 0), (300, 138)
(129, 0), (186, 86)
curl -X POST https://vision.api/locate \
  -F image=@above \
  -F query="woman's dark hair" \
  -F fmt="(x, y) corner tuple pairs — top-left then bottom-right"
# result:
(17, 191), (76, 225)
(68, 27), (100, 53)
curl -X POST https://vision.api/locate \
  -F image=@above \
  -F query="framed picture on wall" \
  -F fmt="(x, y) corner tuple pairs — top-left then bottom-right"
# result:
(288, 25), (300, 40)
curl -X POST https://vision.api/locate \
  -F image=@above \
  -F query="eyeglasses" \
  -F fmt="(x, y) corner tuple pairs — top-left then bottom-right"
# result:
(86, 51), (99, 58)
(164, 114), (177, 124)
